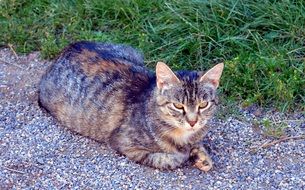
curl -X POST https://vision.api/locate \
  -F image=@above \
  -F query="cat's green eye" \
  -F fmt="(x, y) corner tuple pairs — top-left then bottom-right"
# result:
(198, 101), (209, 109)
(173, 103), (184, 109)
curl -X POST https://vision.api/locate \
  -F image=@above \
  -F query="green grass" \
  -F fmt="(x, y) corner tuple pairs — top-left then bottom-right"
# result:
(1, 0), (304, 111)
(255, 118), (288, 138)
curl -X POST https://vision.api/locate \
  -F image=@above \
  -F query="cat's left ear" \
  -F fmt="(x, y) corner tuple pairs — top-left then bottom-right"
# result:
(156, 62), (180, 90)
(200, 63), (224, 89)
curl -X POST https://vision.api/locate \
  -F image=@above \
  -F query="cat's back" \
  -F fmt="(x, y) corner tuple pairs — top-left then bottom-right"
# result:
(58, 41), (144, 67)
(39, 41), (153, 141)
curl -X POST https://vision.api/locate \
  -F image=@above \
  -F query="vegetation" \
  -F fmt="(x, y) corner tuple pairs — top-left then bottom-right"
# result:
(1, 0), (304, 111)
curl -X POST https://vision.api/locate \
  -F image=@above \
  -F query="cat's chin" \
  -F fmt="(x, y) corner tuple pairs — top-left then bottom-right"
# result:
(174, 125), (199, 136)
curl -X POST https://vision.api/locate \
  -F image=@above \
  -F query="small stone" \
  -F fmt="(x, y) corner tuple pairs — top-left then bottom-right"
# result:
(37, 158), (45, 165)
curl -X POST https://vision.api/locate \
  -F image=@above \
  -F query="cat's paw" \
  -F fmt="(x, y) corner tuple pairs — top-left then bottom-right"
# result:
(191, 148), (213, 172)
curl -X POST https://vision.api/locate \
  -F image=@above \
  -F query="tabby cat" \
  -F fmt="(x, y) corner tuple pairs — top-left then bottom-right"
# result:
(39, 41), (224, 171)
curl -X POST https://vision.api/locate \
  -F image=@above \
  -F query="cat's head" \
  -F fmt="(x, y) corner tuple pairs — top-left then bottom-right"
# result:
(155, 62), (224, 135)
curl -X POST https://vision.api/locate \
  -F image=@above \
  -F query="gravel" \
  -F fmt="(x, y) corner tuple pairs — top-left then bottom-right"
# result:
(0, 48), (304, 189)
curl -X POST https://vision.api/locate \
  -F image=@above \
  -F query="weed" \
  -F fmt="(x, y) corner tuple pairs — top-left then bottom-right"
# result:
(252, 118), (288, 138)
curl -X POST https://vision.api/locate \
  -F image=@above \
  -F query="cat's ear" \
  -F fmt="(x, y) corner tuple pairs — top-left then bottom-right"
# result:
(200, 63), (224, 89)
(156, 62), (180, 89)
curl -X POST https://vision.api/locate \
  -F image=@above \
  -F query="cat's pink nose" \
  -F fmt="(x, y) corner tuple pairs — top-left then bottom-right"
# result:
(188, 120), (197, 127)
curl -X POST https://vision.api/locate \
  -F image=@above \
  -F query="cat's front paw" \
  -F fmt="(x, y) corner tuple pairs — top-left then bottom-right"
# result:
(190, 148), (213, 172)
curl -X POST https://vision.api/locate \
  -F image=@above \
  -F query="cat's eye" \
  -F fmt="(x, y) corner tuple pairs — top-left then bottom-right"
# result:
(173, 103), (184, 110)
(198, 101), (209, 109)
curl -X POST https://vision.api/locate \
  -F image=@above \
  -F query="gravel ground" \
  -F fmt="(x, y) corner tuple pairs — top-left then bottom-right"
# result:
(0, 48), (304, 190)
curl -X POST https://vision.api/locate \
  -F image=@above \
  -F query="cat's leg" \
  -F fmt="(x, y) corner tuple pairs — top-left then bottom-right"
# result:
(143, 152), (189, 170)
(189, 145), (213, 172)
(123, 148), (189, 170)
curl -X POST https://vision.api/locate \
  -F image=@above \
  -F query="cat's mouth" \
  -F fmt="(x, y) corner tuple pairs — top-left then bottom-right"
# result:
(186, 126), (199, 132)
(185, 122), (206, 131)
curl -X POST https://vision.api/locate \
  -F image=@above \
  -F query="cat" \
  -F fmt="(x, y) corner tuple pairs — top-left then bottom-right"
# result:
(39, 41), (224, 171)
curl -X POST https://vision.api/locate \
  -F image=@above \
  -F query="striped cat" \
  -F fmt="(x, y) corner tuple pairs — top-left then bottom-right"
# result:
(39, 41), (224, 171)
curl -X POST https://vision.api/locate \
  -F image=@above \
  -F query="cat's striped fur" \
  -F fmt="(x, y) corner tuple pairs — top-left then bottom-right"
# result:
(39, 41), (224, 171)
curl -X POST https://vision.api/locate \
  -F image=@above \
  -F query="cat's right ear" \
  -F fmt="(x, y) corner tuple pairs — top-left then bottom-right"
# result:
(156, 62), (180, 90)
(200, 63), (224, 89)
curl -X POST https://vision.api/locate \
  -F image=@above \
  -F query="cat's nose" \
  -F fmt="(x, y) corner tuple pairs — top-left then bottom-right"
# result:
(187, 120), (197, 127)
